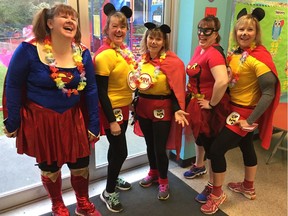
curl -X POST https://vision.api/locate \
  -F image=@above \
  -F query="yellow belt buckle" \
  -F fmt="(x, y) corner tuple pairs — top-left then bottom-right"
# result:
(191, 93), (205, 100)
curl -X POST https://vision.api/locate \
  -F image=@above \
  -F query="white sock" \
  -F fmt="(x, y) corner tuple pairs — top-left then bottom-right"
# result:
(104, 190), (114, 197)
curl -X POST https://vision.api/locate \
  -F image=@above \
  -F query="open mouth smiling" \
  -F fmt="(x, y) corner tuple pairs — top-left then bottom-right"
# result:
(64, 26), (73, 32)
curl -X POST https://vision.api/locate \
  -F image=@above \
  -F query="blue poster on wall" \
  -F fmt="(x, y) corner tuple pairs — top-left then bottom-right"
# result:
(150, 0), (163, 24)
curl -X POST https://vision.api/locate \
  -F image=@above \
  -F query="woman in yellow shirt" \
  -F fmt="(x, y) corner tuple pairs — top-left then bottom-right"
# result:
(93, 3), (134, 213)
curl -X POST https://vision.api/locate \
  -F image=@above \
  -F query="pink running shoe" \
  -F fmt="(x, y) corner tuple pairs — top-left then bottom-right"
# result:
(139, 175), (158, 188)
(200, 192), (227, 215)
(228, 182), (256, 200)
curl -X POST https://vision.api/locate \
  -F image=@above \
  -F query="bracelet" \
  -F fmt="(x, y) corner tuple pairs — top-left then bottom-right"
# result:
(88, 130), (100, 139)
(209, 102), (216, 109)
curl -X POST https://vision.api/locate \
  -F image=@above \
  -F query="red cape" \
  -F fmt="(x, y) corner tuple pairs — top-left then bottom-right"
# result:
(249, 45), (280, 149)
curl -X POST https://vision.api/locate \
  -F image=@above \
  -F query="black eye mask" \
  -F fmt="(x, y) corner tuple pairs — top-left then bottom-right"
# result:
(197, 27), (217, 36)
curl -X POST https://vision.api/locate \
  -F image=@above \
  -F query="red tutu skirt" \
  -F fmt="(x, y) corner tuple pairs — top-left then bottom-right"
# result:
(186, 93), (230, 139)
(16, 101), (90, 167)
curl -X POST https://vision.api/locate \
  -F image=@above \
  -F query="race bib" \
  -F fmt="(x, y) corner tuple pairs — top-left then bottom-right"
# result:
(153, 109), (165, 119)
(138, 73), (152, 90)
(113, 108), (123, 122)
(127, 71), (137, 91)
(226, 112), (240, 125)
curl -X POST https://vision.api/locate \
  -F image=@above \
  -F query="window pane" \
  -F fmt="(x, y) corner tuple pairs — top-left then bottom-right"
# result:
(0, 0), (67, 195)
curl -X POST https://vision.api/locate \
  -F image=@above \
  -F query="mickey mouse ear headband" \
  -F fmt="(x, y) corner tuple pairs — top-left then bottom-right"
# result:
(144, 22), (171, 34)
(237, 7), (265, 21)
(103, 3), (132, 18)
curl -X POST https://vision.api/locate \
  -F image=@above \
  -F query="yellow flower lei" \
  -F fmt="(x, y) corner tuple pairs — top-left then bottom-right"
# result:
(43, 36), (87, 97)
(138, 51), (166, 82)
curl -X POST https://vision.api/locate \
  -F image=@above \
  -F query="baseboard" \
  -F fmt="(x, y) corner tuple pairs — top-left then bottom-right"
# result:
(169, 152), (195, 168)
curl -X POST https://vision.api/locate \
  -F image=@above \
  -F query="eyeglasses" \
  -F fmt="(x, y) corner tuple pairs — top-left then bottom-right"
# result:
(197, 27), (217, 36)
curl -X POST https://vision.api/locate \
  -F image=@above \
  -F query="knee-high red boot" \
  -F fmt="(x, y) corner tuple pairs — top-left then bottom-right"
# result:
(71, 167), (102, 216)
(41, 171), (70, 216)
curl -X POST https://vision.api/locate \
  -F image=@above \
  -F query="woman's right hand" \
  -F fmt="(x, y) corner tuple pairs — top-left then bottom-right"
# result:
(175, 110), (189, 127)
(3, 126), (18, 138)
(110, 121), (121, 136)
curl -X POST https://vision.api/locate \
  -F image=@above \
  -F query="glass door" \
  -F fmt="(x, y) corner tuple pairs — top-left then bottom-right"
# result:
(86, 0), (167, 179)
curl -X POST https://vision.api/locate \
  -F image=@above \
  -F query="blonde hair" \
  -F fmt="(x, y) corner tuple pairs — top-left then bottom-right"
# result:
(233, 14), (262, 46)
(140, 28), (169, 54)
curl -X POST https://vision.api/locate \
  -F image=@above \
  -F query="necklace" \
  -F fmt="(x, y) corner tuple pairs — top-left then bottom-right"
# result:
(128, 51), (166, 90)
(43, 36), (86, 97)
(227, 44), (256, 88)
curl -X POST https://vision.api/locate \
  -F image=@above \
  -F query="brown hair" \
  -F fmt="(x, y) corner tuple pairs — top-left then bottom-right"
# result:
(103, 11), (129, 36)
(32, 3), (81, 43)
(233, 14), (262, 46)
(140, 27), (170, 54)
(198, 16), (221, 43)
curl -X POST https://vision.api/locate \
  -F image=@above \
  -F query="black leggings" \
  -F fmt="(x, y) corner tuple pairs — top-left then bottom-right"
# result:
(138, 116), (171, 179)
(105, 120), (128, 193)
(210, 127), (257, 173)
(196, 133), (215, 160)
(38, 156), (90, 173)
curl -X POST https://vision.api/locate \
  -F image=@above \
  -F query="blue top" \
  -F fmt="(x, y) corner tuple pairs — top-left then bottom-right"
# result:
(5, 41), (100, 135)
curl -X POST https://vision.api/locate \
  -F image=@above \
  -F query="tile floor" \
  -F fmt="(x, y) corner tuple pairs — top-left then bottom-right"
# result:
(1, 132), (287, 216)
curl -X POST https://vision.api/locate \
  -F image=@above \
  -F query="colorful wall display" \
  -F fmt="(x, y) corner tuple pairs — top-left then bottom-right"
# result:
(230, 1), (287, 101)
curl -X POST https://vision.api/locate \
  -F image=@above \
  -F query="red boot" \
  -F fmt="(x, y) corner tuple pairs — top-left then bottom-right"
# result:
(71, 168), (102, 216)
(41, 171), (70, 216)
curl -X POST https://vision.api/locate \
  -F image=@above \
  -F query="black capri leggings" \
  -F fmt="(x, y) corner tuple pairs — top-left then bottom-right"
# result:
(38, 156), (90, 173)
(105, 120), (128, 193)
(138, 116), (171, 179)
(210, 127), (257, 173)
(196, 133), (215, 160)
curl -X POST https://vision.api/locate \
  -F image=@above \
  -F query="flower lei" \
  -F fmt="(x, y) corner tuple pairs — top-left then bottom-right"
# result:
(43, 36), (86, 97)
(131, 51), (166, 89)
(227, 43), (256, 88)
(108, 40), (137, 68)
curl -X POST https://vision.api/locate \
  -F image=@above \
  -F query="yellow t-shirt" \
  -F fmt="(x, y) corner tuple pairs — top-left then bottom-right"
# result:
(229, 54), (271, 106)
(94, 49), (134, 108)
(138, 62), (171, 95)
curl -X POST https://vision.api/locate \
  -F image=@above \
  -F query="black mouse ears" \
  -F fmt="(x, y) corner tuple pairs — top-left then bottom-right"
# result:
(103, 3), (132, 18)
(144, 22), (171, 34)
(237, 7), (265, 21)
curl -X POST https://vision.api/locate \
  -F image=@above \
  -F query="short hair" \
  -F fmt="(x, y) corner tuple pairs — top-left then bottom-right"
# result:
(233, 14), (262, 46)
(140, 27), (170, 54)
(103, 11), (129, 36)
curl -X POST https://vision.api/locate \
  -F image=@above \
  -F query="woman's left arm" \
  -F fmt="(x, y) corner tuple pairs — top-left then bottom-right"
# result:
(246, 72), (277, 125)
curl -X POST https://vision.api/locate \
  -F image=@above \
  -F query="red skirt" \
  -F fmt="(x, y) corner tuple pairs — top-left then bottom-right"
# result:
(99, 105), (130, 130)
(16, 101), (90, 167)
(226, 104), (255, 137)
(186, 93), (230, 139)
(136, 97), (173, 121)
